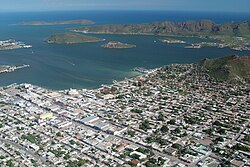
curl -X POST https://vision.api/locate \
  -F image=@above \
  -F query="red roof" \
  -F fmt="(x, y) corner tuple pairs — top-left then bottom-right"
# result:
(131, 159), (139, 165)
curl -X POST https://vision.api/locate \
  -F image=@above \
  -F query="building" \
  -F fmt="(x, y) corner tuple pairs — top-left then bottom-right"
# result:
(80, 116), (99, 124)
(107, 127), (127, 135)
(39, 113), (53, 120)
(94, 122), (109, 130)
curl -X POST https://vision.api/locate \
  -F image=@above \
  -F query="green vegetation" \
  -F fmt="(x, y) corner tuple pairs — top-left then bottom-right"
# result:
(184, 116), (200, 125)
(48, 149), (66, 158)
(56, 132), (62, 137)
(173, 128), (181, 134)
(136, 147), (151, 154)
(46, 33), (103, 44)
(21, 133), (41, 144)
(157, 112), (165, 121)
(6, 160), (14, 167)
(131, 108), (143, 114)
(145, 157), (165, 167)
(130, 153), (140, 160)
(242, 135), (250, 143)
(139, 120), (151, 131)
(66, 158), (89, 167)
(127, 130), (136, 137)
(146, 135), (168, 146)
(232, 143), (250, 152)
(168, 119), (176, 125)
(215, 136), (224, 142)
(200, 55), (250, 82)
(172, 143), (182, 150)
(64, 153), (71, 160)
(160, 125), (169, 133)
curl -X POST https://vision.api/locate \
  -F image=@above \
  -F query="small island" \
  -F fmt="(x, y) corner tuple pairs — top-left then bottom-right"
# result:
(73, 20), (250, 51)
(46, 33), (104, 44)
(0, 64), (30, 74)
(161, 38), (186, 44)
(101, 41), (136, 49)
(17, 19), (95, 26)
(0, 39), (32, 51)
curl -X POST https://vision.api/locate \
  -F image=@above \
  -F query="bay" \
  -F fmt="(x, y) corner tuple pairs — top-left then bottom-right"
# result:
(0, 11), (249, 89)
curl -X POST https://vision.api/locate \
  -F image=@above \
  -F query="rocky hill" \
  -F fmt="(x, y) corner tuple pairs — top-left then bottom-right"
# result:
(73, 20), (250, 37)
(46, 33), (103, 44)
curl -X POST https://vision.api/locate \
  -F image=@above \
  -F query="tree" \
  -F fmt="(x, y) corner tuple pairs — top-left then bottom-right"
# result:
(172, 143), (181, 150)
(127, 130), (135, 137)
(213, 121), (222, 126)
(232, 143), (250, 152)
(64, 154), (70, 160)
(130, 153), (140, 160)
(158, 157), (165, 165)
(243, 135), (250, 143)
(131, 109), (143, 114)
(216, 136), (224, 142)
(159, 138), (168, 146)
(78, 158), (88, 165)
(174, 128), (181, 134)
(6, 160), (14, 167)
(139, 120), (150, 131)
(158, 112), (165, 121)
(203, 128), (213, 135)
(56, 132), (62, 137)
(168, 119), (176, 125)
(160, 125), (169, 133)
(218, 128), (226, 135)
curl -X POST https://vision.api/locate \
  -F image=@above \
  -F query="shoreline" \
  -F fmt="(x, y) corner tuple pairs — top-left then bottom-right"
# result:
(0, 66), (161, 91)
(0, 56), (249, 166)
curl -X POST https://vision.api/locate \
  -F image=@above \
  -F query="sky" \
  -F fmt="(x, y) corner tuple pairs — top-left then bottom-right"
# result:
(1, 0), (250, 13)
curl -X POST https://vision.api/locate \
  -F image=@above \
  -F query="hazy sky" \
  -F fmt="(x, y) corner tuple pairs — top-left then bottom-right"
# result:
(1, 0), (250, 13)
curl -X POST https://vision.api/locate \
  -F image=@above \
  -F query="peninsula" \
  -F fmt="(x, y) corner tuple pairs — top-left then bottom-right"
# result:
(73, 20), (250, 50)
(46, 33), (103, 44)
(17, 19), (95, 26)
(0, 64), (30, 74)
(0, 39), (32, 51)
(101, 41), (136, 49)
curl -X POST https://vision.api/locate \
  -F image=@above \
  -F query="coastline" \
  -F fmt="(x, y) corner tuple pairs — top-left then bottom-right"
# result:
(1, 10), (250, 167)
(1, 60), (249, 166)
(1, 66), (159, 91)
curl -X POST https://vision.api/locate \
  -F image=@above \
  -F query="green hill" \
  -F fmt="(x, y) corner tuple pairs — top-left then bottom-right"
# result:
(200, 56), (250, 82)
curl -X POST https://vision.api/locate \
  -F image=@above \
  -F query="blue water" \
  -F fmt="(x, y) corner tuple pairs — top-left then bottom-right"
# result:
(0, 11), (250, 89)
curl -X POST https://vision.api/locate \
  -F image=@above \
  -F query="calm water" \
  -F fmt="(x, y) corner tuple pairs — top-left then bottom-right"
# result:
(0, 11), (250, 90)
